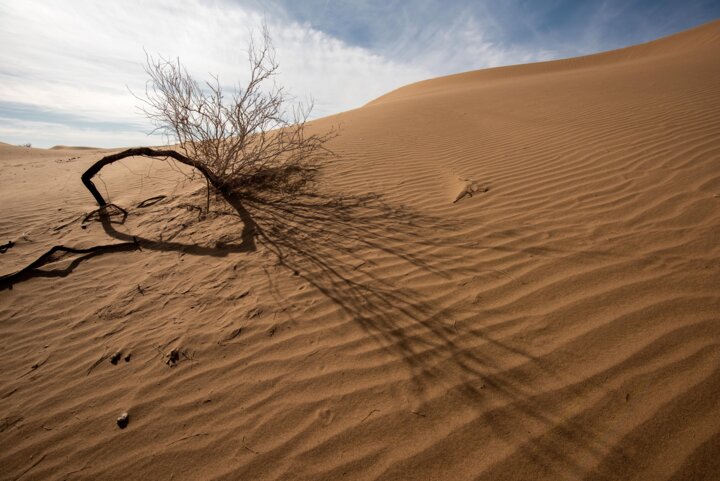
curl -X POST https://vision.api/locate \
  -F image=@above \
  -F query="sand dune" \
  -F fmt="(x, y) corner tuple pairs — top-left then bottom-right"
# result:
(49, 145), (104, 151)
(1, 20), (719, 481)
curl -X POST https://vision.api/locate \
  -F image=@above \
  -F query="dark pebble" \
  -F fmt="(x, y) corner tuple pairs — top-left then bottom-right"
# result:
(110, 351), (122, 365)
(117, 412), (129, 429)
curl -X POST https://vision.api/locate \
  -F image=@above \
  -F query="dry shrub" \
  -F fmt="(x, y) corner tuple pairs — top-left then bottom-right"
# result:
(137, 25), (335, 196)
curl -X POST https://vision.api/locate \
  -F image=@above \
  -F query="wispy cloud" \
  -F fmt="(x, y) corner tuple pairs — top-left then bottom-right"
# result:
(0, 0), (430, 147)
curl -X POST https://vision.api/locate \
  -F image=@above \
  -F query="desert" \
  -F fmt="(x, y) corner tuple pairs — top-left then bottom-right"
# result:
(1, 11), (719, 481)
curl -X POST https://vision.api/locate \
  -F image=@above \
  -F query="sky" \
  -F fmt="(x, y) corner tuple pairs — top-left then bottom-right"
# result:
(0, 0), (718, 148)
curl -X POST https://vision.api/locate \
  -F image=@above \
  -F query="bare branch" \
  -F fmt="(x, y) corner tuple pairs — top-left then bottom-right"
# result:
(82, 25), (337, 209)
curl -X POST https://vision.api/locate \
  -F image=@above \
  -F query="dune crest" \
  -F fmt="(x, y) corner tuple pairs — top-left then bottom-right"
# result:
(49, 145), (103, 151)
(1, 20), (719, 481)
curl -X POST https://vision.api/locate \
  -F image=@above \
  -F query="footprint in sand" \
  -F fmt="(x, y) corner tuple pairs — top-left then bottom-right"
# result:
(318, 409), (335, 426)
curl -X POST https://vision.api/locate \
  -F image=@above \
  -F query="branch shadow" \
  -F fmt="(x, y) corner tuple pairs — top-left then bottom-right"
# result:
(50, 162), (634, 476)
(222, 184), (634, 479)
(95, 199), (257, 256)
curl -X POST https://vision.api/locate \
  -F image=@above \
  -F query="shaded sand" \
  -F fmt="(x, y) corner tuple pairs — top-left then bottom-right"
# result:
(1, 20), (720, 481)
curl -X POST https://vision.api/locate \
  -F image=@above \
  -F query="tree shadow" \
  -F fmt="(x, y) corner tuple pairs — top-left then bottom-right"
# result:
(93, 175), (504, 387)
(94, 201), (257, 256)
(16, 161), (634, 476)
(221, 183), (634, 478)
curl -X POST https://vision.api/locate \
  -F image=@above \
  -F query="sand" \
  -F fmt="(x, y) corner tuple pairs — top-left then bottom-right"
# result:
(1, 20), (719, 481)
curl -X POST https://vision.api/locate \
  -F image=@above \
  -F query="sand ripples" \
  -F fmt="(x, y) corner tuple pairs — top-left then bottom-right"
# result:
(2, 21), (720, 481)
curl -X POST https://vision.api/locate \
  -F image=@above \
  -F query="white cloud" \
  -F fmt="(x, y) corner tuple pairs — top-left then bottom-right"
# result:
(0, 0), (431, 147)
(0, 117), (153, 149)
(400, 13), (557, 74)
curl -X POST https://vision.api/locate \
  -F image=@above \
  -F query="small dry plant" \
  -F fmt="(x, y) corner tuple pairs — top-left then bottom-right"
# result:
(81, 26), (335, 209)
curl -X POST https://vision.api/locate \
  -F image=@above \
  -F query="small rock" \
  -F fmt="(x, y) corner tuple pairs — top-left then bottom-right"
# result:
(117, 412), (129, 429)
(110, 351), (122, 365)
(124, 353), (131, 362)
(166, 349), (180, 366)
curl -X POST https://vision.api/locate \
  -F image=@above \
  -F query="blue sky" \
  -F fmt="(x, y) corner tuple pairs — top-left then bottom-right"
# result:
(0, 0), (717, 148)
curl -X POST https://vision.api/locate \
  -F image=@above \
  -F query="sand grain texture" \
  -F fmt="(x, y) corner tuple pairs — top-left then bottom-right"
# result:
(1, 21), (720, 481)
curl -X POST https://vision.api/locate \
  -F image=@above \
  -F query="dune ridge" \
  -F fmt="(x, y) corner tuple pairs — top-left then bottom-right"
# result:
(49, 145), (103, 151)
(1, 20), (719, 480)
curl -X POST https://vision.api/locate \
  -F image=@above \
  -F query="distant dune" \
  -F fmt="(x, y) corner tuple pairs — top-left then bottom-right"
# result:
(49, 145), (102, 150)
(1, 20), (719, 481)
